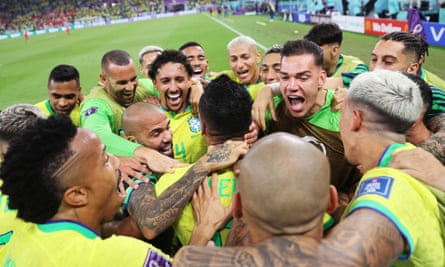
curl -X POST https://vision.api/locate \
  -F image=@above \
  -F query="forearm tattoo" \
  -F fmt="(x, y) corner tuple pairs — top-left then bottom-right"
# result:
(418, 132), (445, 165)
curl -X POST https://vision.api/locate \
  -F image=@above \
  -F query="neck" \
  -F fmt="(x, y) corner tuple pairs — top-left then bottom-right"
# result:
(205, 136), (244, 146)
(407, 123), (432, 145)
(308, 89), (326, 116)
(356, 133), (404, 173)
(51, 207), (100, 233)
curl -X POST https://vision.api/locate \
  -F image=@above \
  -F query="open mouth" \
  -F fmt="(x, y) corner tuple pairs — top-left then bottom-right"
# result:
(167, 92), (182, 106)
(159, 145), (173, 157)
(288, 95), (305, 112)
(237, 69), (249, 80)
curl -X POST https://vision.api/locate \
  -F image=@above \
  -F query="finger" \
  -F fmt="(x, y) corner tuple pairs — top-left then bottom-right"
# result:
(270, 102), (277, 122)
(123, 175), (139, 189)
(131, 171), (150, 183)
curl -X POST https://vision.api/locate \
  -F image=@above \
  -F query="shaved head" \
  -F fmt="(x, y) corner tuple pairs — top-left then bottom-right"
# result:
(122, 102), (164, 135)
(122, 102), (173, 157)
(238, 132), (330, 234)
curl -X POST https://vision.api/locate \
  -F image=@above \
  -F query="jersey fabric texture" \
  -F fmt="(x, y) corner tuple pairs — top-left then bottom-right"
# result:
(80, 85), (151, 156)
(1, 220), (171, 267)
(218, 70), (264, 100)
(155, 166), (235, 247)
(344, 143), (445, 267)
(422, 68), (445, 91)
(331, 54), (369, 89)
(138, 78), (160, 98)
(162, 105), (207, 164)
(267, 90), (361, 195)
(35, 99), (81, 126)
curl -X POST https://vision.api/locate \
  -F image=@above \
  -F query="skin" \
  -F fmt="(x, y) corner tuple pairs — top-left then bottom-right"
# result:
(370, 39), (445, 162)
(127, 140), (248, 240)
(181, 46), (209, 80)
(279, 54), (327, 118)
(123, 104), (173, 157)
(260, 52), (281, 85)
(100, 61), (138, 107)
(140, 51), (162, 78)
(319, 43), (340, 76)
(153, 62), (191, 114)
(48, 79), (81, 116)
(228, 43), (261, 85)
(369, 40), (418, 74)
(51, 128), (124, 233)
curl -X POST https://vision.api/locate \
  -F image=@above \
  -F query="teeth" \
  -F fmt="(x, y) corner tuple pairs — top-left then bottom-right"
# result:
(168, 93), (180, 100)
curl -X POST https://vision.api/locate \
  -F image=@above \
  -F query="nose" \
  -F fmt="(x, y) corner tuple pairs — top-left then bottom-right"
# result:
(287, 77), (301, 90)
(58, 98), (68, 107)
(163, 129), (173, 143)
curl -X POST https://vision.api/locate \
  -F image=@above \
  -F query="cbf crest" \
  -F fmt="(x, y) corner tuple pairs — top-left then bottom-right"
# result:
(188, 117), (201, 133)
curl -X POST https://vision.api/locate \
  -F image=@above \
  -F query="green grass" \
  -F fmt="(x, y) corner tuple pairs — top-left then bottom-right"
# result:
(1, 13), (444, 110)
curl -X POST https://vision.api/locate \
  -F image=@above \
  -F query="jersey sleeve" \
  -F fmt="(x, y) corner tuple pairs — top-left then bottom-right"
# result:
(93, 235), (172, 266)
(344, 167), (441, 260)
(80, 98), (140, 157)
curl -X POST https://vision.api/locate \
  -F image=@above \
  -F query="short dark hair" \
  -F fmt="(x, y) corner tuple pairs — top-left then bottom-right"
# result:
(178, 41), (204, 52)
(264, 44), (282, 56)
(199, 74), (252, 139)
(48, 64), (80, 86)
(304, 23), (343, 46)
(281, 39), (324, 67)
(101, 49), (133, 71)
(0, 104), (45, 142)
(148, 49), (194, 80)
(380, 31), (428, 62)
(0, 116), (77, 224)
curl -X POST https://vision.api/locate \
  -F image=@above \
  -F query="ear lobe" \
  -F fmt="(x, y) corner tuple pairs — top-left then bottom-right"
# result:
(201, 121), (207, 136)
(326, 185), (338, 214)
(99, 73), (107, 85)
(64, 186), (88, 207)
(233, 192), (243, 218)
(408, 62), (420, 74)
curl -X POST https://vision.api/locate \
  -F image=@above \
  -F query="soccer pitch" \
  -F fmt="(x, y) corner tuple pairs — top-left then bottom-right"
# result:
(0, 12), (444, 110)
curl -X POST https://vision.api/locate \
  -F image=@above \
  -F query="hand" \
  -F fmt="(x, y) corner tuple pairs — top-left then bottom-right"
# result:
(117, 156), (151, 189)
(189, 173), (233, 245)
(252, 85), (276, 131)
(133, 146), (187, 174)
(143, 95), (161, 106)
(189, 78), (204, 117)
(388, 147), (445, 192)
(201, 140), (249, 173)
(243, 122), (259, 148)
(331, 87), (347, 112)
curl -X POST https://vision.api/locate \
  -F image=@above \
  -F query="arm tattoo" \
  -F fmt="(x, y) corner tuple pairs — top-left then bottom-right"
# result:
(418, 132), (445, 165)
(174, 209), (404, 266)
(225, 217), (251, 246)
(426, 113), (445, 133)
(127, 161), (209, 239)
(127, 142), (238, 239)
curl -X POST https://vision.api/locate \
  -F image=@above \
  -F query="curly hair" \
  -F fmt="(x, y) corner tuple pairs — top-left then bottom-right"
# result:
(148, 49), (194, 80)
(0, 116), (77, 224)
(199, 74), (252, 139)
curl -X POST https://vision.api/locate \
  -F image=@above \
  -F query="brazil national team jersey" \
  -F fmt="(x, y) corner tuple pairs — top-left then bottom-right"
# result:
(155, 166), (236, 247)
(344, 143), (445, 266)
(162, 105), (207, 164)
(35, 99), (81, 127)
(1, 220), (171, 267)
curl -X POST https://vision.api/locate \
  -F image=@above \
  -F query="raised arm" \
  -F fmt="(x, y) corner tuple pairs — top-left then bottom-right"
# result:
(127, 140), (248, 240)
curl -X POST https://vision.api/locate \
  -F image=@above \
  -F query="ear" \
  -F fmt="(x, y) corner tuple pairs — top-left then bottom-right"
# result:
(318, 69), (327, 89)
(326, 185), (338, 214)
(351, 109), (363, 131)
(331, 44), (340, 57)
(99, 72), (107, 85)
(200, 120), (207, 136)
(256, 51), (262, 64)
(407, 62), (420, 74)
(233, 192), (243, 218)
(64, 186), (88, 207)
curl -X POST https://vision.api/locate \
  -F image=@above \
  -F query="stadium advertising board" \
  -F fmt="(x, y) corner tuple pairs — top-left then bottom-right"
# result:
(422, 22), (445, 47)
(364, 18), (408, 36)
(309, 14), (331, 24)
(331, 15), (365, 33)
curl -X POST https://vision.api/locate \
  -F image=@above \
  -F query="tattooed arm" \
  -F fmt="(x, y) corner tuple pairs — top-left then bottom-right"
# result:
(225, 217), (251, 246)
(174, 209), (404, 267)
(417, 132), (445, 165)
(426, 113), (445, 133)
(127, 140), (248, 240)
